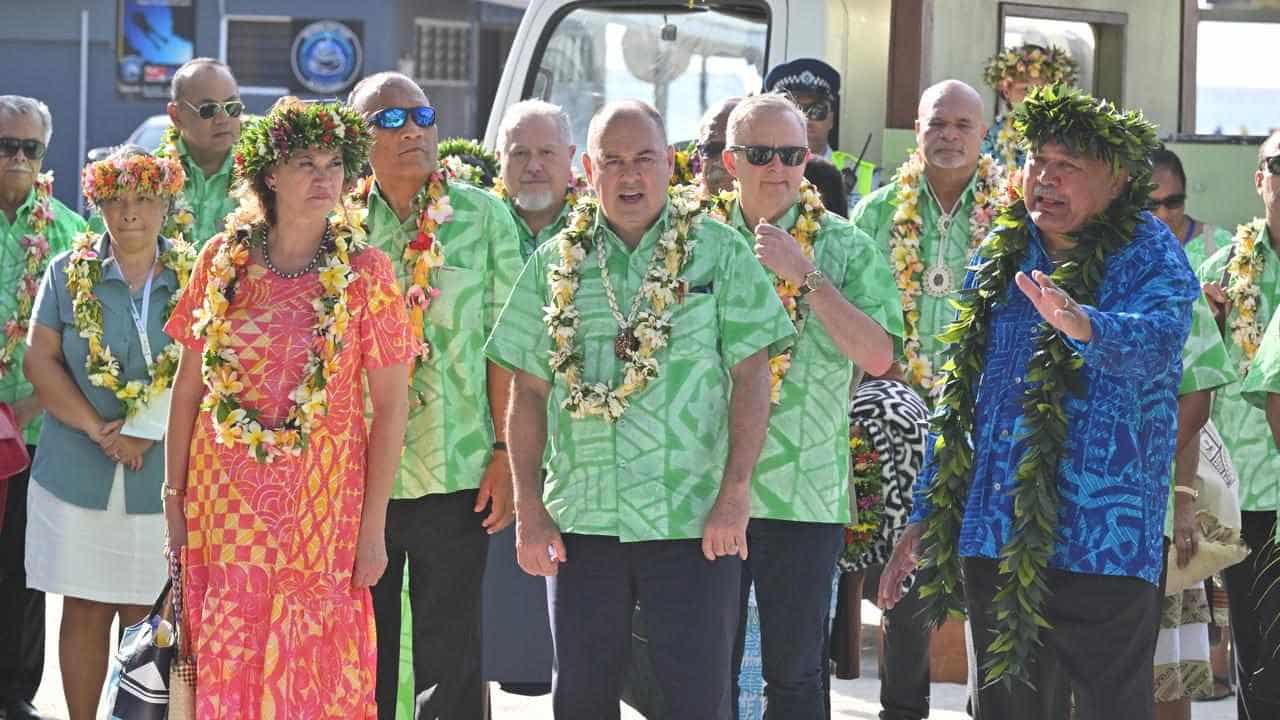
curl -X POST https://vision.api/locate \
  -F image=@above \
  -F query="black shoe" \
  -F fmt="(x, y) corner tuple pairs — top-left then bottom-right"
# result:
(1, 698), (46, 720)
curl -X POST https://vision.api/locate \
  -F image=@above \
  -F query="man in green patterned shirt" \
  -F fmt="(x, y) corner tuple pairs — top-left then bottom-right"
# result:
(850, 80), (1000, 720)
(1201, 129), (1280, 716)
(0, 94), (83, 720)
(486, 100), (794, 719)
(494, 99), (578, 261)
(349, 72), (523, 720)
(718, 93), (900, 718)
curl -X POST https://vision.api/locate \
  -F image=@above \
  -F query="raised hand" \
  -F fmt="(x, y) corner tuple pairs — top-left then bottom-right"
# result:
(1015, 270), (1092, 342)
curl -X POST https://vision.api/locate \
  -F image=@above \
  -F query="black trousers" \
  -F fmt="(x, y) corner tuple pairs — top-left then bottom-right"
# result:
(371, 489), (491, 720)
(548, 534), (741, 720)
(963, 557), (1162, 720)
(1223, 510), (1280, 719)
(860, 564), (933, 720)
(0, 450), (43, 702)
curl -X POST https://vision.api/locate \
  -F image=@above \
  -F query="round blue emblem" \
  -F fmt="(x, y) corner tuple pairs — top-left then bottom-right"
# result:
(291, 21), (363, 94)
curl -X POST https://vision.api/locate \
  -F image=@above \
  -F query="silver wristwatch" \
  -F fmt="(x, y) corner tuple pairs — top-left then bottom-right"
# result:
(798, 269), (825, 297)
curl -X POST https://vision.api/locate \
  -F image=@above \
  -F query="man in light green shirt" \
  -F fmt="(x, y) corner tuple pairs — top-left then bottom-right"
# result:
(493, 99), (578, 261)
(349, 72), (523, 720)
(486, 100), (794, 718)
(717, 93), (901, 717)
(0, 93), (83, 720)
(1204, 128), (1280, 714)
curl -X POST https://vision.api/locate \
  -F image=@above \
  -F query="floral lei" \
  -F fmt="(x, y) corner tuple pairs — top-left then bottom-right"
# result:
(544, 186), (701, 421)
(917, 84), (1158, 689)
(348, 173), (452, 367)
(888, 151), (1004, 396)
(66, 232), (196, 418)
(983, 44), (1078, 92)
(0, 171), (55, 379)
(839, 423), (885, 570)
(992, 119), (1021, 171)
(191, 209), (365, 462)
(1224, 217), (1268, 375)
(152, 127), (197, 242)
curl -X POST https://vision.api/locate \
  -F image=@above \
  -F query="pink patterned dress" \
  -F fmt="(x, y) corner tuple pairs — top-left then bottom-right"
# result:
(164, 235), (413, 719)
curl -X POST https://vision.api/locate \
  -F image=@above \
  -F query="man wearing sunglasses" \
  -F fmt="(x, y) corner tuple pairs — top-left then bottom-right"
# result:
(347, 71), (523, 720)
(694, 97), (742, 196)
(1198, 129), (1280, 718)
(162, 58), (242, 246)
(0, 94), (84, 720)
(717, 93), (900, 719)
(494, 99), (579, 261)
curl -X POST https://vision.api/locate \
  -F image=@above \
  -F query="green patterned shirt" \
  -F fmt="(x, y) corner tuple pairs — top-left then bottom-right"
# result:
(850, 174), (987, 399)
(0, 184), (83, 443)
(726, 200), (904, 523)
(365, 180), (523, 498)
(485, 202), (796, 541)
(1198, 229), (1280, 512)
(500, 195), (572, 261)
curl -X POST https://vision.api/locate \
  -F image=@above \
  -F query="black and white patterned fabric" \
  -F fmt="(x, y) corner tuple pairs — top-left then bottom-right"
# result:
(839, 378), (930, 573)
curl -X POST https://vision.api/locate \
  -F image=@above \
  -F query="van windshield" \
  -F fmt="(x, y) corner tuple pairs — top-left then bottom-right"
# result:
(529, 4), (769, 164)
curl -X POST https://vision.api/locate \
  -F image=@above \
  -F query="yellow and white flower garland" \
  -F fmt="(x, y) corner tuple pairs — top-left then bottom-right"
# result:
(992, 120), (1020, 171)
(153, 127), (197, 242)
(191, 209), (364, 462)
(0, 171), (56, 379)
(544, 186), (700, 422)
(888, 151), (1004, 395)
(1225, 217), (1268, 375)
(66, 232), (196, 418)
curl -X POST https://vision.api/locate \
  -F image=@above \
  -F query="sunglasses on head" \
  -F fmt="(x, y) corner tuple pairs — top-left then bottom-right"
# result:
(1264, 155), (1280, 176)
(0, 137), (46, 160)
(1146, 193), (1186, 211)
(182, 99), (245, 120)
(727, 144), (808, 167)
(370, 106), (437, 130)
(697, 141), (725, 160)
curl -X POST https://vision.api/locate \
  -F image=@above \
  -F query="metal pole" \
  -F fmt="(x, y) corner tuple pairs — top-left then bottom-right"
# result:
(77, 8), (89, 215)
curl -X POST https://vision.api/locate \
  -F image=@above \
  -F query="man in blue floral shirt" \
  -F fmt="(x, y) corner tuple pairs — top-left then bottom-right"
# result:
(880, 87), (1198, 720)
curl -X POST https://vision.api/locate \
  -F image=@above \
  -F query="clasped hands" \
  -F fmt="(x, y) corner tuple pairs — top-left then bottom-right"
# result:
(87, 418), (152, 471)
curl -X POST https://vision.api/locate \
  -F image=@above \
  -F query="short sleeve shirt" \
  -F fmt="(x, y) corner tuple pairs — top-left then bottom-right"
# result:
(364, 180), (523, 498)
(485, 202), (796, 541)
(726, 200), (904, 523)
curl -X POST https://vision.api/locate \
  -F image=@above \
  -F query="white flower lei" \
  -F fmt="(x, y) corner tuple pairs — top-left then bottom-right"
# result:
(1225, 217), (1268, 375)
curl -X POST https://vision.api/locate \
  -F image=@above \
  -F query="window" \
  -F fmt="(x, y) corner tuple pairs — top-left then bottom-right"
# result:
(415, 19), (473, 87)
(997, 5), (1127, 106)
(222, 16), (293, 94)
(1193, 20), (1280, 135)
(528, 4), (769, 156)
(1001, 17), (1096, 95)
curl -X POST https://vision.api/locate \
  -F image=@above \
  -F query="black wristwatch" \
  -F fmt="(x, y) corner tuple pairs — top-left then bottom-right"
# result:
(798, 269), (826, 297)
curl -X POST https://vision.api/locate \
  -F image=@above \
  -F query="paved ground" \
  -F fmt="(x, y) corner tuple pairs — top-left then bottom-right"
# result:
(25, 596), (1235, 719)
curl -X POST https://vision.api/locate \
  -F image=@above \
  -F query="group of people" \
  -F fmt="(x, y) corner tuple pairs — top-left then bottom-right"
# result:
(0, 40), (1276, 720)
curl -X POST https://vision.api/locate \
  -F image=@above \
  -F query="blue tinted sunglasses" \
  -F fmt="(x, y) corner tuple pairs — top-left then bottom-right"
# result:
(370, 106), (436, 130)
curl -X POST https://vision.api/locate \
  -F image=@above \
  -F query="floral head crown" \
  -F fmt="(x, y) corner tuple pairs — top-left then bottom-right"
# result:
(438, 137), (499, 187)
(233, 97), (371, 185)
(983, 44), (1078, 90)
(1014, 84), (1160, 204)
(81, 153), (186, 207)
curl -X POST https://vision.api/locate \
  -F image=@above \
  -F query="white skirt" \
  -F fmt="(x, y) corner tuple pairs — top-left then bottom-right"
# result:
(25, 464), (168, 605)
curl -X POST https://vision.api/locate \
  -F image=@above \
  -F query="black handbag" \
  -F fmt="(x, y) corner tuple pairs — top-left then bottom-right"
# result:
(103, 578), (176, 719)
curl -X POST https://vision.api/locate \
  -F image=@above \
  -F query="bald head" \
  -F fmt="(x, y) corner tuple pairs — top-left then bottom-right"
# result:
(917, 80), (984, 123)
(348, 71), (429, 113)
(915, 79), (986, 172)
(586, 100), (666, 157)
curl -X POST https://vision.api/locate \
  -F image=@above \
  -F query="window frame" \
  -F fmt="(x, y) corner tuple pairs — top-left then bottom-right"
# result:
(996, 3), (1128, 104)
(1178, 0), (1280, 140)
(219, 14), (292, 97)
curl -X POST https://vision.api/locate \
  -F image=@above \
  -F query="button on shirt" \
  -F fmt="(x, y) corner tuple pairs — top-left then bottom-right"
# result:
(364, 180), (523, 499)
(485, 203), (796, 541)
(0, 184), (84, 443)
(909, 214), (1198, 585)
(726, 200), (904, 523)
(29, 235), (180, 513)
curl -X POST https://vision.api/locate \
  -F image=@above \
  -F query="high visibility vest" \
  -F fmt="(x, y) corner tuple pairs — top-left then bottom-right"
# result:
(831, 150), (875, 197)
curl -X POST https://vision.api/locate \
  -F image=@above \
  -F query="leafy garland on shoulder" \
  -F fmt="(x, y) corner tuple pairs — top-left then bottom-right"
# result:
(152, 127), (197, 242)
(1224, 217), (1268, 375)
(915, 84), (1160, 688)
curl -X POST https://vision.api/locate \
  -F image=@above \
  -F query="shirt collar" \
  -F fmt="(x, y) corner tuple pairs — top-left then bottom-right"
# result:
(0, 184), (39, 231)
(921, 167), (983, 217)
(591, 198), (671, 255)
(176, 135), (234, 181)
(506, 196), (572, 238)
(98, 234), (179, 292)
(729, 198), (801, 235)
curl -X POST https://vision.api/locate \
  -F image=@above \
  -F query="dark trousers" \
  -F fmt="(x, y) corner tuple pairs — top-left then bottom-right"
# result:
(548, 534), (741, 720)
(860, 564), (932, 720)
(963, 556), (1161, 720)
(0, 452), (43, 702)
(1223, 510), (1280, 719)
(730, 519), (842, 720)
(371, 489), (491, 720)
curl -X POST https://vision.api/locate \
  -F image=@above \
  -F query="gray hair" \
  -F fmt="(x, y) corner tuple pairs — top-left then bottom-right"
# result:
(586, 100), (666, 156)
(347, 71), (426, 111)
(0, 95), (52, 144)
(170, 58), (235, 101)
(725, 93), (806, 145)
(497, 99), (573, 151)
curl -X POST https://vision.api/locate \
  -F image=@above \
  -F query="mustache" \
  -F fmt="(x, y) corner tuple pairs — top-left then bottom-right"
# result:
(1033, 187), (1067, 203)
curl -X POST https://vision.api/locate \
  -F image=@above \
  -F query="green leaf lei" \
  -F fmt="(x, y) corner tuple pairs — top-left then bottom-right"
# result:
(915, 84), (1160, 688)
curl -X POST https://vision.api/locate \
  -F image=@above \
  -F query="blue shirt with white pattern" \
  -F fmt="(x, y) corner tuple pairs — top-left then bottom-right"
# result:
(909, 212), (1198, 586)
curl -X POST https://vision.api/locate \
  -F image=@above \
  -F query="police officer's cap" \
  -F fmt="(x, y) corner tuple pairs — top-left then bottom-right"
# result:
(764, 59), (840, 98)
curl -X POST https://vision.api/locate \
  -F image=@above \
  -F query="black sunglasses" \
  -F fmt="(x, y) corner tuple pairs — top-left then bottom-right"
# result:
(182, 99), (244, 120)
(0, 137), (46, 160)
(1146, 193), (1186, 211)
(370, 106), (437, 130)
(697, 141), (725, 160)
(794, 99), (832, 122)
(727, 144), (808, 167)
(1263, 155), (1280, 176)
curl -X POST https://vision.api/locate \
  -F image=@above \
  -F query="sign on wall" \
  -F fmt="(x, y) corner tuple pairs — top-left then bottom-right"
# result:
(117, 0), (196, 99)
(290, 19), (364, 95)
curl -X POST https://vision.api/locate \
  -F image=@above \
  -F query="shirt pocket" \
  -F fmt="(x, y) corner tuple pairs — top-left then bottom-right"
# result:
(426, 266), (485, 333)
(667, 294), (718, 358)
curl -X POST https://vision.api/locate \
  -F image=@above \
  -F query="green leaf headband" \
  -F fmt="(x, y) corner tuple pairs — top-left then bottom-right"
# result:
(437, 137), (499, 187)
(232, 98), (372, 186)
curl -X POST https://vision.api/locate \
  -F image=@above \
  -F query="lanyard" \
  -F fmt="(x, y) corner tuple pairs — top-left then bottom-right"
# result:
(126, 246), (159, 367)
